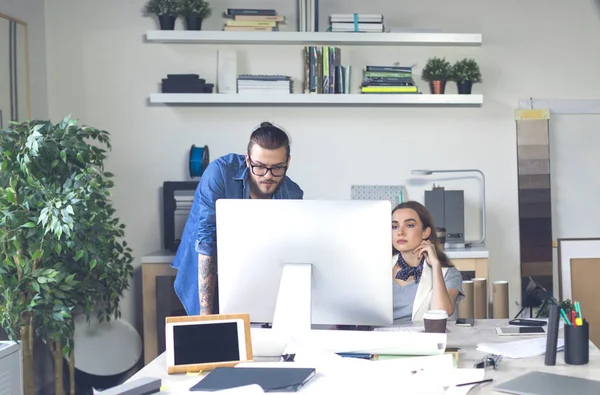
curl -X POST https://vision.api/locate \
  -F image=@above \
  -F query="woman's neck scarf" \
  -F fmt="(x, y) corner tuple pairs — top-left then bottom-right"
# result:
(395, 253), (425, 283)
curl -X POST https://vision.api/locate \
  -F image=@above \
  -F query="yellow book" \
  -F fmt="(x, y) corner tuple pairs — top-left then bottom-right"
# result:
(226, 20), (277, 27)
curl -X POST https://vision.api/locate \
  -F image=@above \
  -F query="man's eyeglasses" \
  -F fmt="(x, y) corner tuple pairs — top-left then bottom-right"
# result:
(249, 159), (287, 177)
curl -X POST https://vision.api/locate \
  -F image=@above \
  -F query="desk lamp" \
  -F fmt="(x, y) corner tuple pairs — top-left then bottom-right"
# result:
(411, 169), (486, 246)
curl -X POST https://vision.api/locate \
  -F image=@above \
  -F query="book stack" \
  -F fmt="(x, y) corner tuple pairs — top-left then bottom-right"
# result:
(329, 14), (384, 33)
(361, 66), (418, 94)
(223, 8), (285, 31)
(303, 46), (350, 94)
(161, 74), (214, 93)
(237, 75), (293, 94)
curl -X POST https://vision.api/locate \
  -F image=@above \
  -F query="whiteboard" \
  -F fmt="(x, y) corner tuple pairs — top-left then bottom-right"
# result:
(549, 115), (600, 240)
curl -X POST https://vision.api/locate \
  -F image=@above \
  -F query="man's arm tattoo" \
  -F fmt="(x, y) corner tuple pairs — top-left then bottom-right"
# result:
(198, 254), (216, 314)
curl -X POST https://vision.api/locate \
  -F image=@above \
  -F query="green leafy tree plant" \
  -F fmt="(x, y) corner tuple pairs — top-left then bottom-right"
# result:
(421, 57), (452, 94)
(451, 58), (482, 94)
(0, 116), (134, 395)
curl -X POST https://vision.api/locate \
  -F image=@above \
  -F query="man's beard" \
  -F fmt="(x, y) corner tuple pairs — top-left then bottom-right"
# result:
(249, 176), (279, 199)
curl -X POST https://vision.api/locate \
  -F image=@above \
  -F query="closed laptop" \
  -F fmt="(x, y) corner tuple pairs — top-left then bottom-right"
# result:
(190, 367), (316, 392)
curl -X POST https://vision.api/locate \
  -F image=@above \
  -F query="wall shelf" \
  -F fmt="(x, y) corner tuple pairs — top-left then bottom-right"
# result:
(148, 93), (483, 106)
(145, 30), (482, 46)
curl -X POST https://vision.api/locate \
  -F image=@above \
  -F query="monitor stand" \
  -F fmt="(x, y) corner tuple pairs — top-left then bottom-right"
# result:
(271, 263), (312, 336)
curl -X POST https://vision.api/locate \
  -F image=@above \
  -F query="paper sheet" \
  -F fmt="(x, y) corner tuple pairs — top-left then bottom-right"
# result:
(445, 384), (477, 395)
(476, 337), (564, 358)
(215, 385), (265, 394)
(236, 344), (483, 394)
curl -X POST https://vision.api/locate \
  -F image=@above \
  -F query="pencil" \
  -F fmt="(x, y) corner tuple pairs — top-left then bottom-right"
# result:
(457, 378), (494, 387)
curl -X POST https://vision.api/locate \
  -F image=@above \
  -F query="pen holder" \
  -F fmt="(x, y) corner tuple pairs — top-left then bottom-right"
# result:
(564, 321), (589, 365)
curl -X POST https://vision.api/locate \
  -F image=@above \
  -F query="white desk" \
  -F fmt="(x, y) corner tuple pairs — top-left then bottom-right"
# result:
(141, 246), (491, 364)
(129, 319), (600, 394)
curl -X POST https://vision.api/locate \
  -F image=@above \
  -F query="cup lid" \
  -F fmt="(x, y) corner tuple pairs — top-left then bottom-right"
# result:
(424, 310), (448, 319)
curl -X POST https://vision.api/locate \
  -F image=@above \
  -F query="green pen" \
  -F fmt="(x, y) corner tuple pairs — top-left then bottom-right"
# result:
(560, 308), (571, 326)
(574, 301), (583, 325)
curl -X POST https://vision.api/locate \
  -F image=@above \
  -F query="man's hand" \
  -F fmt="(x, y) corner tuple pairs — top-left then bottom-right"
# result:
(198, 254), (216, 315)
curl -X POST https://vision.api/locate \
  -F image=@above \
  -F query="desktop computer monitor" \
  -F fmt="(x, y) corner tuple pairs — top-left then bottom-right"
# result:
(215, 199), (393, 331)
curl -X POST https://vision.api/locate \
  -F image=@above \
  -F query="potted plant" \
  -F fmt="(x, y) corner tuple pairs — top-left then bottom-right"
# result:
(177, 0), (212, 30)
(0, 116), (134, 395)
(145, 0), (179, 30)
(421, 57), (452, 94)
(452, 58), (482, 94)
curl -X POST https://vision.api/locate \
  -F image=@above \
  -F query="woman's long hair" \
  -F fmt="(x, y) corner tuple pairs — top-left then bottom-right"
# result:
(392, 201), (453, 268)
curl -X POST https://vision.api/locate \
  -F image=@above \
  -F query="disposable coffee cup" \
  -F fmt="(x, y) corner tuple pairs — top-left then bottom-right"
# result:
(424, 310), (448, 333)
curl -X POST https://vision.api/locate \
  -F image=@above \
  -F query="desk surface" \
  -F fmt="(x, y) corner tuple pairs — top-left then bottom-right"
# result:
(141, 245), (489, 264)
(129, 319), (599, 394)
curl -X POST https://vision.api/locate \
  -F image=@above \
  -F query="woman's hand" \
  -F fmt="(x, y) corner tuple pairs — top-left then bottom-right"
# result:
(414, 240), (440, 267)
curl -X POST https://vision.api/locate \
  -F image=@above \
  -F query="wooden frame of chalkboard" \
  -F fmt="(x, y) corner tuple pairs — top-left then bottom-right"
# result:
(165, 313), (253, 374)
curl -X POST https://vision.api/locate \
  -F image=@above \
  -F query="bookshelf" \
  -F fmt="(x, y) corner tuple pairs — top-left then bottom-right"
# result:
(145, 30), (482, 46)
(149, 93), (483, 106)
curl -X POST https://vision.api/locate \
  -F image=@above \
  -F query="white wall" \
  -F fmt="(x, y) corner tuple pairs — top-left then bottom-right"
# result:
(43, 0), (600, 330)
(0, 0), (48, 119)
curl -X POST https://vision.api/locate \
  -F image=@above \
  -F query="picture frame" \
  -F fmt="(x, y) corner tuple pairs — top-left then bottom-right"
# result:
(165, 313), (253, 374)
(557, 237), (600, 300)
(556, 237), (600, 346)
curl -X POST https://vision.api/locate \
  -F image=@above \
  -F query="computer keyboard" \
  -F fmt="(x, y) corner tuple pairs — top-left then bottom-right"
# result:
(374, 325), (425, 332)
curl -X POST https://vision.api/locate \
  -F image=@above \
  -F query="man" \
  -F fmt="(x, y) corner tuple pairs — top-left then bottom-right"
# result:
(171, 122), (304, 316)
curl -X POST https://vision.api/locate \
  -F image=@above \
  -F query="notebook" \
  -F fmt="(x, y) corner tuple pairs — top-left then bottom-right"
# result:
(190, 367), (316, 392)
(494, 371), (600, 395)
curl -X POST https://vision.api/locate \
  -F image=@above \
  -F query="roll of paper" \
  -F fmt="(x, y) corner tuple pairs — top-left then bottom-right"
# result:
(473, 278), (488, 319)
(458, 280), (474, 319)
(492, 280), (509, 318)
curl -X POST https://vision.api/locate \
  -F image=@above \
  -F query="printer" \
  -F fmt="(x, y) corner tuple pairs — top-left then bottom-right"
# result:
(424, 185), (465, 249)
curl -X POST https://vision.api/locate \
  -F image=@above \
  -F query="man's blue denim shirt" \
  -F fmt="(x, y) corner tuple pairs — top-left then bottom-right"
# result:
(171, 153), (304, 315)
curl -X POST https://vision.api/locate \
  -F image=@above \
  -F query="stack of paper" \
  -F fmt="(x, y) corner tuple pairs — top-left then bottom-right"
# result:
(235, 343), (486, 395)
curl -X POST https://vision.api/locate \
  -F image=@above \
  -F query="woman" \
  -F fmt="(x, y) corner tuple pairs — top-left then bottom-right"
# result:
(391, 201), (464, 321)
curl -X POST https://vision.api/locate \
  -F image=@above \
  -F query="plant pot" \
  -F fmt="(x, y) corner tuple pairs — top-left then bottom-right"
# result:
(429, 80), (446, 94)
(457, 81), (473, 94)
(158, 14), (176, 30)
(185, 15), (203, 30)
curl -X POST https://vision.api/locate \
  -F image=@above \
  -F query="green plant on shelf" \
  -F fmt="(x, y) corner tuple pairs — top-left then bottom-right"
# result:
(145, 0), (178, 16)
(452, 58), (482, 83)
(421, 57), (452, 82)
(176, 0), (212, 19)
